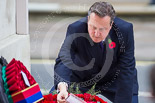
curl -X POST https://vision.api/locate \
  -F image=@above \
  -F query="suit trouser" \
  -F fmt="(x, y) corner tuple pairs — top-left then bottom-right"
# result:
(132, 95), (138, 103)
(102, 91), (138, 103)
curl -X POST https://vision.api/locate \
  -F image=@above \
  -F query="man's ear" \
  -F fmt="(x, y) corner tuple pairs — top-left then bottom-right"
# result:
(88, 16), (90, 21)
(110, 21), (114, 26)
(109, 21), (113, 30)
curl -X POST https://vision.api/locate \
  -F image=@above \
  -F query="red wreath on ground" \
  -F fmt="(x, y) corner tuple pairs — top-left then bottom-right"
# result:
(39, 93), (107, 103)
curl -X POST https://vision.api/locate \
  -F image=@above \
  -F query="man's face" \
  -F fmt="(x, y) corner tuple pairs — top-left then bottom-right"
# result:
(88, 13), (112, 43)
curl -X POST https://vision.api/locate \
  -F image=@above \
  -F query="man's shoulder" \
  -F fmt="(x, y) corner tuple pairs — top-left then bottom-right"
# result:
(114, 17), (133, 34)
(114, 17), (132, 26)
(70, 17), (88, 27)
(113, 17), (134, 45)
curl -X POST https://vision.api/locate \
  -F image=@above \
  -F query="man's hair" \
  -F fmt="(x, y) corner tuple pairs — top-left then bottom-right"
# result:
(88, 2), (116, 25)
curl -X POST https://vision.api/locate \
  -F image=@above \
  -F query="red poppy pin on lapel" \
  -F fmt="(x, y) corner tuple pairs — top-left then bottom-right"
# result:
(108, 39), (116, 49)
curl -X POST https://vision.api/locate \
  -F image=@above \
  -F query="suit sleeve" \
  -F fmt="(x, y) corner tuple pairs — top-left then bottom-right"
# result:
(114, 24), (135, 103)
(54, 25), (77, 89)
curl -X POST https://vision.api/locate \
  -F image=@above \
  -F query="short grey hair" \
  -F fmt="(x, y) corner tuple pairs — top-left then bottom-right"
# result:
(88, 2), (116, 25)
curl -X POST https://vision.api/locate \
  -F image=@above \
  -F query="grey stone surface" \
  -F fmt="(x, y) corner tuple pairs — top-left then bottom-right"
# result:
(0, 0), (30, 71)
(0, 0), (16, 40)
(28, 1), (155, 15)
(0, 34), (30, 71)
(29, 0), (148, 4)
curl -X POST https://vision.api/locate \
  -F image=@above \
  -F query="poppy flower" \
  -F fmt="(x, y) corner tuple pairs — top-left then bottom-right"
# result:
(109, 42), (116, 49)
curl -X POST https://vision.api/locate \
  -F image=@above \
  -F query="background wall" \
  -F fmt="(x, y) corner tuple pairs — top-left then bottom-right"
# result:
(0, 0), (30, 71)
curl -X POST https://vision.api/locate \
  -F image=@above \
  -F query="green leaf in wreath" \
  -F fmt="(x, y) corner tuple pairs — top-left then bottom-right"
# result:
(75, 84), (82, 94)
(86, 83), (101, 95)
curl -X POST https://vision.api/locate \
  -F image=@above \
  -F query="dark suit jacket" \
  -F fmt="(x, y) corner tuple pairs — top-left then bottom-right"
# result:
(54, 17), (139, 103)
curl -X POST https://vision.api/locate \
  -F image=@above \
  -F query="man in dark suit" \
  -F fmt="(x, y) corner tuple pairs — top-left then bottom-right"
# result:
(52, 1), (139, 103)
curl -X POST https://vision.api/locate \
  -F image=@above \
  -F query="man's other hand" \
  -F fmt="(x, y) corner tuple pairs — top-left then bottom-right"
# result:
(57, 90), (68, 103)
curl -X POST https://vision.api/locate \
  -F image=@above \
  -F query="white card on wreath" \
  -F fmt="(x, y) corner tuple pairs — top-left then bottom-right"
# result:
(66, 93), (86, 103)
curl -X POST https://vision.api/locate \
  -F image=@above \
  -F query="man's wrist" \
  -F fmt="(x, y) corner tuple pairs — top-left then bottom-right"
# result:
(57, 82), (68, 93)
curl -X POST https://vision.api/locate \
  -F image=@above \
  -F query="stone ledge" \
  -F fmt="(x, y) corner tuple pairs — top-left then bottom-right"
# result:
(0, 34), (30, 71)
(29, 3), (155, 15)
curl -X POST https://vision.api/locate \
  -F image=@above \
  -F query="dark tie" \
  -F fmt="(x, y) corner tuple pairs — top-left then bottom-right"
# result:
(99, 41), (105, 52)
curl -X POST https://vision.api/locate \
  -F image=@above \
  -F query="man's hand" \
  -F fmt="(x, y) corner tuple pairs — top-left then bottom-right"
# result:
(57, 82), (68, 103)
(57, 90), (68, 103)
